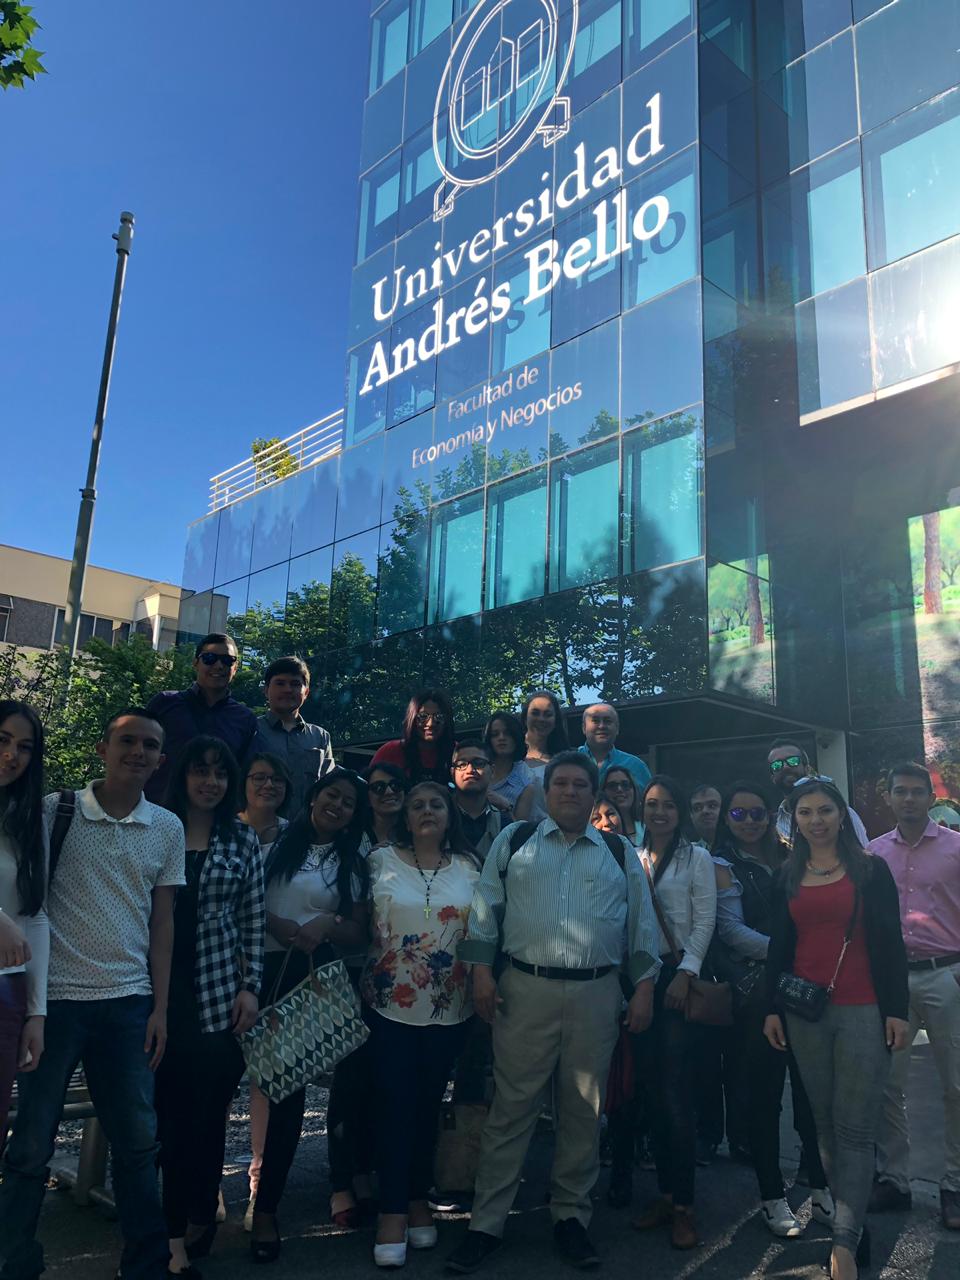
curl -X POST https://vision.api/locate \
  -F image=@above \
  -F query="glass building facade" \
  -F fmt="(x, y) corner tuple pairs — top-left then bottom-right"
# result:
(179, 0), (960, 829)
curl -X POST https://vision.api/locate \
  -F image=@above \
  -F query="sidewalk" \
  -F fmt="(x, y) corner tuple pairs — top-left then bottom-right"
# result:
(20, 1042), (958, 1280)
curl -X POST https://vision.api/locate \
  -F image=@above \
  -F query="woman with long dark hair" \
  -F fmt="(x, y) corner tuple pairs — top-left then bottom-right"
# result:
(603, 766), (644, 849)
(711, 781), (832, 1238)
(365, 763), (409, 847)
(764, 779), (909, 1280)
(520, 690), (568, 772)
(156, 737), (264, 1275)
(361, 782), (480, 1268)
(0, 701), (47, 1147)
(370, 690), (456, 785)
(483, 711), (538, 819)
(632, 775), (716, 1250)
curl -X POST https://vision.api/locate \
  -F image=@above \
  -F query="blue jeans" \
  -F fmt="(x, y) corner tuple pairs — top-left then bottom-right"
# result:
(0, 996), (168, 1280)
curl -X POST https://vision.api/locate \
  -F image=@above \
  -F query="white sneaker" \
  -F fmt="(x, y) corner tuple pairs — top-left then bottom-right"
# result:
(244, 1196), (256, 1232)
(811, 1189), (835, 1226)
(761, 1198), (803, 1237)
(373, 1238), (408, 1268)
(408, 1224), (438, 1250)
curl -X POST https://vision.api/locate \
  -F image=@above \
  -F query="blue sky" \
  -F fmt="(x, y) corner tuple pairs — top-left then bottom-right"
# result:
(1, 1), (369, 584)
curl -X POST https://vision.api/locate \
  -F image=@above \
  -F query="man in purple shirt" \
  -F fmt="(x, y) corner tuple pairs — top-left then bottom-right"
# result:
(868, 762), (960, 1230)
(144, 633), (258, 804)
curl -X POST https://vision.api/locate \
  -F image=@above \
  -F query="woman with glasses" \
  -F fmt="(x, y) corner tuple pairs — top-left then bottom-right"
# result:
(365, 764), (409, 847)
(602, 767), (644, 850)
(710, 782), (832, 1239)
(483, 712), (539, 820)
(361, 783), (480, 1268)
(235, 753), (293, 1230)
(370, 689), (456, 786)
(764, 779), (908, 1280)
(250, 769), (371, 1261)
(156, 737), (264, 1275)
(520, 690), (569, 773)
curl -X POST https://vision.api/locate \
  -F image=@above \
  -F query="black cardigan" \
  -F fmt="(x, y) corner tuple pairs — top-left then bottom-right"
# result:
(765, 855), (909, 1022)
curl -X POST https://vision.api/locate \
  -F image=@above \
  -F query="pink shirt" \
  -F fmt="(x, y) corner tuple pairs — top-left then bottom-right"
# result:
(869, 820), (960, 960)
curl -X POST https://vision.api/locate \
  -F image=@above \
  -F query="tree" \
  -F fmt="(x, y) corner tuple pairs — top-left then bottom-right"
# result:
(923, 509), (944, 614)
(250, 437), (299, 486)
(0, 3), (45, 89)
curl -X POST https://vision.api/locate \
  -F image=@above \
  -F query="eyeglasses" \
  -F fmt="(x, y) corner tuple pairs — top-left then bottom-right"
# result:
(769, 755), (802, 772)
(728, 806), (768, 822)
(415, 711), (445, 725)
(454, 758), (490, 771)
(369, 779), (404, 796)
(198, 652), (236, 668)
(248, 772), (285, 789)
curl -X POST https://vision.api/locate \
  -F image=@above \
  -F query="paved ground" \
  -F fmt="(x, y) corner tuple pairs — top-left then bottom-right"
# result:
(17, 1039), (960, 1280)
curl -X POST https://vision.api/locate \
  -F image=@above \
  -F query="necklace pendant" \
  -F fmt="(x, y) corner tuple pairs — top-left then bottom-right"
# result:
(424, 904), (432, 919)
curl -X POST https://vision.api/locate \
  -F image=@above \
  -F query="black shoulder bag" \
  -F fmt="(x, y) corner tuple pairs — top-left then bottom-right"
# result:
(776, 887), (860, 1023)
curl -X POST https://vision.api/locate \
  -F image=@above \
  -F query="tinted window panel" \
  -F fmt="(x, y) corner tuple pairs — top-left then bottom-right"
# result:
(486, 353), (551, 480)
(552, 196), (623, 346)
(387, 301), (438, 427)
(214, 499), (254, 586)
(549, 439), (620, 590)
(796, 277), (872, 417)
(361, 74), (405, 172)
(757, 0), (852, 78)
(870, 235), (960, 389)
(289, 455), (340, 559)
(429, 491), (485, 622)
(183, 514), (220, 595)
(492, 246), (552, 375)
(621, 280), (702, 427)
(856, 0), (960, 134)
(286, 548), (333, 657)
(485, 467), (548, 609)
(759, 31), (857, 177)
(330, 529), (380, 647)
(622, 145), (699, 309)
(622, 33), (697, 172)
(549, 318), (620, 456)
(357, 150), (402, 263)
(378, 514), (430, 634)
(408, 0), (452, 59)
(624, 0), (695, 75)
(346, 332), (390, 445)
(624, 411), (703, 572)
(370, 0), (410, 94)
(382, 408), (434, 522)
(335, 435), (386, 540)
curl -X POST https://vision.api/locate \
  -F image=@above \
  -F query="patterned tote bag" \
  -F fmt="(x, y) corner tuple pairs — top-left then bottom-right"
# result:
(241, 950), (369, 1103)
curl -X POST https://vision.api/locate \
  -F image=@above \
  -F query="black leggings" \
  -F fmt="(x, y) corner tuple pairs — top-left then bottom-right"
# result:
(326, 1039), (375, 1195)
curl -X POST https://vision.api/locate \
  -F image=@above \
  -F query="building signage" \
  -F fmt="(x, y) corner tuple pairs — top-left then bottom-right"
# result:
(360, 0), (674, 398)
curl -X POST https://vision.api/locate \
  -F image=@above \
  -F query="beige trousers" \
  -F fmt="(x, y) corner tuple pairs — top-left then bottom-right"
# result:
(469, 966), (622, 1236)
(875, 961), (960, 1192)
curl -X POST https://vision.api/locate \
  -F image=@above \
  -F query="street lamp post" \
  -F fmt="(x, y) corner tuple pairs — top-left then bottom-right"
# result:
(62, 211), (136, 660)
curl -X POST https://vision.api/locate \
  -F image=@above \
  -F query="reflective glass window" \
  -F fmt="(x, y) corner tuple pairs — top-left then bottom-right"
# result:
(757, 0), (852, 78)
(870, 234), (960, 389)
(210, 580), (248, 646)
(403, 26), (451, 138)
(349, 242), (396, 348)
(555, 88), (621, 224)
(424, 615), (485, 726)
(378, 515), (430, 635)
(346, 331), (390, 446)
(361, 74), (405, 172)
(486, 354), (551, 480)
(387, 301), (438, 426)
(399, 125), (443, 234)
(619, 562), (708, 698)
(289, 454), (340, 558)
(357, 149), (401, 263)
(178, 591), (213, 644)
(485, 467), (548, 609)
(762, 142), (865, 303)
(370, 0), (410, 94)
(436, 272), (492, 401)
(494, 129), (555, 252)
(330, 529), (380, 647)
(243, 564), (289, 663)
(856, 0), (960, 134)
(249, 482), (293, 574)
(428, 491), (484, 622)
(551, 196), (622, 347)
(549, 438), (620, 590)
(549, 317), (620, 456)
(623, 0), (695, 75)
(409, 0), (452, 58)
(760, 31), (857, 177)
(702, 196), (759, 305)
(213, 498), (254, 586)
(286, 548), (333, 657)
(708, 561), (774, 704)
(863, 90), (960, 270)
(561, 0), (623, 115)
(700, 0), (754, 77)
(393, 218), (444, 323)
(621, 280), (702, 427)
(622, 145), (699, 309)
(335, 435), (386, 540)
(431, 410), (487, 503)
(182, 515), (220, 595)
(622, 33), (697, 173)
(492, 245), (552, 375)
(383, 409), (434, 522)
(479, 598), (547, 703)
(445, 182), (497, 271)
(852, 0), (886, 17)
(796, 277), (872, 417)
(623, 411), (703, 572)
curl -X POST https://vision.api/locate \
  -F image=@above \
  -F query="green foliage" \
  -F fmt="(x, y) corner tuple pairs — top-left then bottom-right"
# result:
(0, 636), (195, 790)
(0, 3), (46, 89)
(251, 437), (299, 486)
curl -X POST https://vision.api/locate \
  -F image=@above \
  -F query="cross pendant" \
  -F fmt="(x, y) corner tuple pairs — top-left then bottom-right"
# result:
(424, 905), (432, 919)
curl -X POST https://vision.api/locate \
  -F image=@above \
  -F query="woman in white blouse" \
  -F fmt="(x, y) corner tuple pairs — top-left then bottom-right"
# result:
(632, 775), (717, 1251)
(361, 782), (480, 1268)
(0, 701), (48, 1148)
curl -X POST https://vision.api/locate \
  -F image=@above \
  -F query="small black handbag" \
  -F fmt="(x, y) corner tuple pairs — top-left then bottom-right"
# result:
(777, 888), (860, 1023)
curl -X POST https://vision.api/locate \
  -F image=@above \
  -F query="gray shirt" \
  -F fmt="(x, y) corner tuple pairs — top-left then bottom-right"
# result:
(255, 712), (335, 815)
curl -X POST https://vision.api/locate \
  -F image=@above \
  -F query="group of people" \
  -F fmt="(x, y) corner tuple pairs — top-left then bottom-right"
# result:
(0, 631), (957, 1280)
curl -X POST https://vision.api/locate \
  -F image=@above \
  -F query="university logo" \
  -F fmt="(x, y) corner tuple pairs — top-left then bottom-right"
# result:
(432, 0), (579, 220)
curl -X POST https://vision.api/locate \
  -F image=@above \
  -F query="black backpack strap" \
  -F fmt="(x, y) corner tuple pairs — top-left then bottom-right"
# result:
(600, 830), (626, 871)
(500, 821), (538, 882)
(48, 790), (77, 884)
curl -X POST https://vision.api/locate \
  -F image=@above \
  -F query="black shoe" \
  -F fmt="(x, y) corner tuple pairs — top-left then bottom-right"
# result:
(446, 1231), (502, 1274)
(606, 1171), (633, 1209)
(696, 1138), (717, 1167)
(250, 1237), (282, 1265)
(554, 1219), (600, 1270)
(867, 1179), (911, 1213)
(184, 1225), (217, 1261)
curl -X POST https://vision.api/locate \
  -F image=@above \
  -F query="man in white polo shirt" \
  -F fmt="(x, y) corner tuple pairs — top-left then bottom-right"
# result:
(0, 708), (185, 1280)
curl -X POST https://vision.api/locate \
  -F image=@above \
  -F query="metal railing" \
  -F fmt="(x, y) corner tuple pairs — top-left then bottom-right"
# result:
(208, 409), (344, 510)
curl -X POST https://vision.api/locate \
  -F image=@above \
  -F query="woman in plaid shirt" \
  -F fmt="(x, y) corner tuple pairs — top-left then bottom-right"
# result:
(154, 736), (264, 1277)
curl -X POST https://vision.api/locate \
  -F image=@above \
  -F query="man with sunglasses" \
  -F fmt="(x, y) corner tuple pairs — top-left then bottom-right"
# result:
(766, 740), (868, 848)
(144, 633), (258, 804)
(451, 740), (507, 862)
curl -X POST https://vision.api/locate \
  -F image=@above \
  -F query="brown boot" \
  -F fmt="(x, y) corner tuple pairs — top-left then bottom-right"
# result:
(670, 1206), (698, 1250)
(631, 1196), (673, 1230)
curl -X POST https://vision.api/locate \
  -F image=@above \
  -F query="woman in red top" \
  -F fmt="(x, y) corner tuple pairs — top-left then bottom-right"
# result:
(764, 780), (909, 1280)
(370, 690), (456, 786)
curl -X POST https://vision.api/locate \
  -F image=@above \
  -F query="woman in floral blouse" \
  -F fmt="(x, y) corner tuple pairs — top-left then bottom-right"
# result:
(361, 782), (480, 1268)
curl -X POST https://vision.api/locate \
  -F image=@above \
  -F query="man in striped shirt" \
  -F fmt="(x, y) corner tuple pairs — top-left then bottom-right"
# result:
(449, 752), (660, 1273)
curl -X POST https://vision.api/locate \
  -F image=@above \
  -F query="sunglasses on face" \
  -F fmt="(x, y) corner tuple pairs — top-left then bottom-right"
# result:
(416, 712), (445, 725)
(606, 779), (633, 791)
(769, 755), (802, 772)
(728, 806), (768, 822)
(198, 652), (236, 668)
(369, 779), (404, 796)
